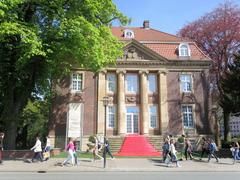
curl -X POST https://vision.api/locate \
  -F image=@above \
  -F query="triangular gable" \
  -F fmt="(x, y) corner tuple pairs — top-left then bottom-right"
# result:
(122, 39), (168, 62)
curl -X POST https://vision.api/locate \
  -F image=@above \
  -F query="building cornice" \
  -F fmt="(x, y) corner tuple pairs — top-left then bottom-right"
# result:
(112, 59), (212, 69)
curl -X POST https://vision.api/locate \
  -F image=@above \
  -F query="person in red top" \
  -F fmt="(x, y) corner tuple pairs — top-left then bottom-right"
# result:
(61, 138), (75, 166)
(0, 132), (4, 164)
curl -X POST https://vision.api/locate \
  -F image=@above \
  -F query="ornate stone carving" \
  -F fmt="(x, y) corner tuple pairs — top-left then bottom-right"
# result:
(181, 92), (195, 103)
(125, 96), (136, 103)
(123, 46), (154, 61)
(126, 47), (142, 60)
(158, 69), (168, 75)
(116, 69), (126, 74)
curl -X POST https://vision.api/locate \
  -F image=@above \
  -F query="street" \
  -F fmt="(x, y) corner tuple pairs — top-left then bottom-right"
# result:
(1, 172), (240, 180)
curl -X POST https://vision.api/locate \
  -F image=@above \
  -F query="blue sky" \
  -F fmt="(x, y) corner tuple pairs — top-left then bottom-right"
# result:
(113, 0), (240, 35)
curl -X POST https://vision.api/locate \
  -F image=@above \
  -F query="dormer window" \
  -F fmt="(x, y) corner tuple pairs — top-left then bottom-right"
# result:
(179, 43), (191, 57)
(124, 29), (134, 39)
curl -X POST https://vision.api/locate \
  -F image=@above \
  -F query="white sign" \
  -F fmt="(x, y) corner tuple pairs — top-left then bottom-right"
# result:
(68, 103), (82, 138)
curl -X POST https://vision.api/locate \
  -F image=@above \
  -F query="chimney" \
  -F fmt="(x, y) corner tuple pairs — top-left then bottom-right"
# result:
(143, 20), (149, 29)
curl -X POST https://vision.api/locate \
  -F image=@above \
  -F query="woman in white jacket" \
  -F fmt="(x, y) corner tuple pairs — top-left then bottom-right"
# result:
(168, 139), (181, 167)
(31, 136), (43, 162)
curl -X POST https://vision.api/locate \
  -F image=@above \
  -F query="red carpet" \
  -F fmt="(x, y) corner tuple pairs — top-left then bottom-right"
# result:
(115, 135), (161, 156)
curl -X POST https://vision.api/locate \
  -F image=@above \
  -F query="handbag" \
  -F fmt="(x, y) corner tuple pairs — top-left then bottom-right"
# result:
(43, 151), (50, 159)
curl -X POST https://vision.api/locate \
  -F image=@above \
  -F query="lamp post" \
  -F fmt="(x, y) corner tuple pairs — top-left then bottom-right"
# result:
(102, 96), (109, 168)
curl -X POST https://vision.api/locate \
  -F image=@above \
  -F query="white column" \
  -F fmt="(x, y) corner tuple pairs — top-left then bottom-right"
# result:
(97, 70), (106, 134)
(158, 70), (169, 135)
(117, 70), (126, 135)
(140, 70), (149, 135)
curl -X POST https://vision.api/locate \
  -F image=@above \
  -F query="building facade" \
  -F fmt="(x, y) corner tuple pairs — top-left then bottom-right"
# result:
(49, 21), (213, 150)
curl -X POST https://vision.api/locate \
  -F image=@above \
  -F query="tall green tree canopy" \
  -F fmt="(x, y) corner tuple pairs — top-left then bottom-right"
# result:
(0, 0), (128, 149)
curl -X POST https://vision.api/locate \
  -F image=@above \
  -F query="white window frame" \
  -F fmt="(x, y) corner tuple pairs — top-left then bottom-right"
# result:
(71, 73), (83, 92)
(107, 73), (116, 93)
(180, 74), (192, 93)
(148, 74), (157, 93)
(107, 105), (115, 128)
(179, 43), (191, 57)
(149, 105), (158, 128)
(181, 105), (195, 129)
(124, 29), (134, 38)
(125, 74), (139, 93)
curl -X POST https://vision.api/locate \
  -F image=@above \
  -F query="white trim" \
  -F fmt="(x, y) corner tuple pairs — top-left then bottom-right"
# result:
(148, 74), (157, 93)
(179, 73), (193, 93)
(181, 104), (195, 129)
(107, 105), (116, 129)
(149, 105), (158, 129)
(125, 73), (139, 94)
(71, 72), (84, 93)
(124, 29), (135, 39)
(126, 106), (140, 134)
(106, 73), (116, 94)
(179, 43), (191, 57)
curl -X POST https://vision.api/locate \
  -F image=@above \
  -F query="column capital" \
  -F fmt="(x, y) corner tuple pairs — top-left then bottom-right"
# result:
(139, 70), (149, 75)
(98, 69), (107, 75)
(116, 69), (126, 75)
(158, 69), (168, 75)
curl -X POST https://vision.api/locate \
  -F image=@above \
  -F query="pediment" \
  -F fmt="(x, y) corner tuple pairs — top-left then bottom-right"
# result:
(121, 39), (168, 62)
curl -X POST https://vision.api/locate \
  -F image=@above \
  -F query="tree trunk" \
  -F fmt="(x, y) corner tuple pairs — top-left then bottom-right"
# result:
(223, 110), (231, 142)
(4, 121), (18, 150)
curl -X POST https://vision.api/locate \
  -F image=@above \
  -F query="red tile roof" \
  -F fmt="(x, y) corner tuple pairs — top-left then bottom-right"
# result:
(144, 43), (208, 60)
(111, 27), (210, 60)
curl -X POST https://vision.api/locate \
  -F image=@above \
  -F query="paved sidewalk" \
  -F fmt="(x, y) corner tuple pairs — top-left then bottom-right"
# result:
(0, 158), (239, 172)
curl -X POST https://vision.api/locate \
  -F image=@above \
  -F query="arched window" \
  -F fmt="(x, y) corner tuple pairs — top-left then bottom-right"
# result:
(179, 43), (191, 57)
(124, 29), (134, 38)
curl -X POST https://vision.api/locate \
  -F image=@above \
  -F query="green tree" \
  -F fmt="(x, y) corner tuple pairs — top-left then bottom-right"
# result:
(17, 99), (49, 148)
(220, 53), (240, 139)
(0, 0), (128, 149)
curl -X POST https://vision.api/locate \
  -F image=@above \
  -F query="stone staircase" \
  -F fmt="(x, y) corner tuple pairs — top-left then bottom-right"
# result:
(146, 136), (164, 152)
(108, 136), (124, 153)
(108, 135), (164, 154)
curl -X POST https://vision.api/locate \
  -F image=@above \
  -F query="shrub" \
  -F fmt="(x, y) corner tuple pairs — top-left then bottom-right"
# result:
(88, 135), (95, 143)
(177, 136), (184, 143)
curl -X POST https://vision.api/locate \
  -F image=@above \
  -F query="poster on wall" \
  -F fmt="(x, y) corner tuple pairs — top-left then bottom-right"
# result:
(68, 103), (82, 138)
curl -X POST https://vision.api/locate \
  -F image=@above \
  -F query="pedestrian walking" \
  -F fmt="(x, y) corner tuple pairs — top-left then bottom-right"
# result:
(184, 138), (193, 160)
(73, 139), (79, 165)
(43, 135), (51, 161)
(207, 138), (219, 163)
(105, 138), (114, 160)
(167, 139), (181, 167)
(231, 140), (240, 164)
(61, 138), (75, 166)
(199, 137), (209, 160)
(162, 137), (170, 162)
(0, 132), (4, 164)
(92, 136), (103, 162)
(30, 136), (43, 162)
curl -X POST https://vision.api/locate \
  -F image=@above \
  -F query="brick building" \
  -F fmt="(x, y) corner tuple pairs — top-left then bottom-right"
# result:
(49, 21), (213, 151)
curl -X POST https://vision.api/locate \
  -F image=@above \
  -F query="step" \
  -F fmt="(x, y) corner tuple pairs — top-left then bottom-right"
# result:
(115, 135), (161, 156)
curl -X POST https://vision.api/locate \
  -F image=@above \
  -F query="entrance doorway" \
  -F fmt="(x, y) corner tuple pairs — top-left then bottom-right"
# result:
(126, 107), (139, 134)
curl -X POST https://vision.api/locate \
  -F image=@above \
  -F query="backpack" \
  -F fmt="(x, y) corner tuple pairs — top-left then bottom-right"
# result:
(162, 143), (170, 152)
(210, 142), (217, 151)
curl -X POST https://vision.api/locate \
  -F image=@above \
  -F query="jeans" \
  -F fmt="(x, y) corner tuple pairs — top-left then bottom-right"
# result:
(208, 150), (218, 162)
(232, 149), (240, 161)
(63, 149), (74, 165)
(32, 152), (43, 162)
(105, 147), (113, 158)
